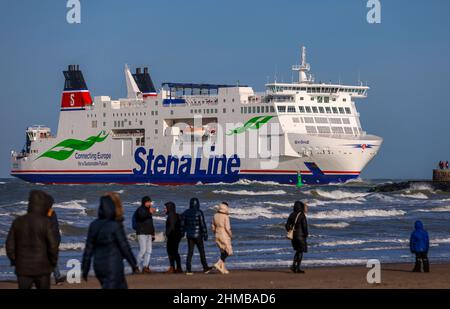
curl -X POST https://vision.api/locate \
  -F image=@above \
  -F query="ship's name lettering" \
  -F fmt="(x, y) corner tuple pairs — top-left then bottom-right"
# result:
(133, 148), (240, 176)
(295, 140), (310, 145)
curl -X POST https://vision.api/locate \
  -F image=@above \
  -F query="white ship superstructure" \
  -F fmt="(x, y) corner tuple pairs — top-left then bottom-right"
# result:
(11, 47), (382, 185)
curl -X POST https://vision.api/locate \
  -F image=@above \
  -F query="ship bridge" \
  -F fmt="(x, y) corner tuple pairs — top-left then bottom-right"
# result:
(161, 82), (247, 105)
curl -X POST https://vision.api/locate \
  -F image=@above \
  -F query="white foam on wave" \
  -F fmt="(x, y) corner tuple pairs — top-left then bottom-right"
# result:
(53, 199), (87, 210)
(0, 182), (6, 185)
(417, 205), (450, 212)
(115, 190), (125, 194)
(306, 198), (364, 207)
(370, 193), (399, 203)
(234, 247), (286, 254)
(319, 238), (408, 247)
(230, 206), (288, 220)
(59, 242), (85, 251)
(409, 182), (435, 193)
(431, 237), (450, 245)
(232, 258), (369, 268)
(306, 189), (369, 200)
(312, 222), (350, 229)
(308, 208), (406, 219)
(263, 201), (293, 208)
(202, 179), (292, 187)
(0, 247), (5, 256)
(396, 192), (429, 200)
(213, 189), (286, 196)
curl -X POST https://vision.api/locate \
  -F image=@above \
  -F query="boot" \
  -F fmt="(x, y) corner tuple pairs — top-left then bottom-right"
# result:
(175, 267), (183, 274)
(412, 259), (421, 272)
(165, 266), (175, 274)
(222, 262), (230, 275)
(214, 260), (226, 274)
(142, 266), (152, 274)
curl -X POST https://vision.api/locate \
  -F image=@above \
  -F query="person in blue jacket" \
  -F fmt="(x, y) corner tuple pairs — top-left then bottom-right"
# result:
(410, 220), (430, 273)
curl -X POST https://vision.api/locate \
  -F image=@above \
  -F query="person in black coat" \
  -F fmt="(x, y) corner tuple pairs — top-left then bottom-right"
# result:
(164, 201), (183, 273)
(134, 196), (156, 273)
(82, 196), (138, 289)
(181, 197), (212, 274)
(6, 190), (59, 289)
(285, 201), (308, 273)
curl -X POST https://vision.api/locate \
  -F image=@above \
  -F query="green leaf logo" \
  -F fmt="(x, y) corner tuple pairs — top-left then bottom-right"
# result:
(226, 115), (274, 135)
(37, 131), (109, 161)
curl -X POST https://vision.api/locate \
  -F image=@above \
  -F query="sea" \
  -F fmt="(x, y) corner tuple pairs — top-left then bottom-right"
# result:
(1, 178), (450, 279)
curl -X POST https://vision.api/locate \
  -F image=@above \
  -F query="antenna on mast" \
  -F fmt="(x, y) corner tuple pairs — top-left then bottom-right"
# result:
(292, 45), (313, 83)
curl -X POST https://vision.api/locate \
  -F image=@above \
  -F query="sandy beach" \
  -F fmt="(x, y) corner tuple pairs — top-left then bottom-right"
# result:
(1, 263), (449, 289)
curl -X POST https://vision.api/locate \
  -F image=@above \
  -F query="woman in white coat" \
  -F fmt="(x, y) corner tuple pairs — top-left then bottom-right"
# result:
(211, 202), (233, 274)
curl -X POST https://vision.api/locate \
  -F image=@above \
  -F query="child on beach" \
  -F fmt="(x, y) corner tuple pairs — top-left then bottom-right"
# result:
(211, 202), (233, 274)
(285, 201), (309, 274)
(410, 220), (430, 272)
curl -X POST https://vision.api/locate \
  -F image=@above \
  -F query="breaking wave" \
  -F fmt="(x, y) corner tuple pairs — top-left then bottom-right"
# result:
(308, 209), (406, 220)
(417, 205), (450, 212)
(230, 206), (287, 220)
(59, 242), (85, 251)
(312, 222), (350, 229)
(306, 189), (369, 200)
(53, 199), (87, 210)
(396, 192), (429, 200)
(213, 189), (286, 196)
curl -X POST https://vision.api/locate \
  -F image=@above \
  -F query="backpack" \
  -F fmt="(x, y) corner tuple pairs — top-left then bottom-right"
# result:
(132, 209), (138, 231)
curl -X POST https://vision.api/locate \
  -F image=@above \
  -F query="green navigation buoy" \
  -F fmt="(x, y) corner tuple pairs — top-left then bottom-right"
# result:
(296, 172), (303, 187)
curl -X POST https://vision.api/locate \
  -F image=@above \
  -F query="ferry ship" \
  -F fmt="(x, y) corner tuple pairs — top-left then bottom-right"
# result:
(10, 47), (382, 185)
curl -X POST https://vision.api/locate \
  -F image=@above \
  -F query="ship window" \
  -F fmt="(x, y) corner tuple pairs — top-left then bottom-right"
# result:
(140, 121), (143, 125)
(257, 106), (261, 113)
(324, 97), (329, 103)
(311, 97), (315, 101)
(155, 101), (158, 106)
(155, 129), (158, 134)
(312, 107), (318, 113)
(339, 107), (345, 114)
(332, 107), (338, 114)
(155, 111), (158, 115)
(270, 106), (275, 113)
(292, 117), (300, 123)
(191, 109), (193, 114)
(332, 98), (336, 101)
(317, 126), (331, 134)
(287, 106), (296, 113)
(171, 110), (174, 115)
(305, 126), (317, 134)
(345, 107), (351, 114)
(300, 97), (304, 100)
(223, 108), (227, 113)
(304, 117), (314, 124)
(298, 106), (305, 113)
(121, 121), (124, 127)
(331, 127), (344, 134)
(343, 98), (347, 102)
(344, 127), (353, 134)
(215, 109), (218, 113)
(151, 111), (154, 116)
(342, 118), (350, 124)
(114, 121), (116, 127)
(319, 107), (325, 113)
(241, 107), (243, 114)
(317, 96), (323, 103)
(103, 122), (106, 127)
(314, 117), (328, 124)
(329, 118), (342, 124)
(155, 120), (158, 124)
(129, 121), (131, 126)
(265, 106), (270, 113)
(91, 120), (97, 128)
(277, 106), (286, 113)
(144, 112), (146, 116)
(223, 99), (226, 102)
(305, 106), (312, 113)
(103, 113), (106, 117)
(232, 98), (235, 102)
(251, 106), (256, 113)
(353, 127), (359, 135)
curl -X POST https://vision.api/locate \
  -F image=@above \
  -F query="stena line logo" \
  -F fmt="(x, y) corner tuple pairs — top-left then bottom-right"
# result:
(133, 148), (241, 176)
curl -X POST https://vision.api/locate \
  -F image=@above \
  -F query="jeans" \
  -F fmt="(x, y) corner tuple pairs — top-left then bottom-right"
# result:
(137, 234), (153, 269)
(414, 252), (430, 272)
(186, 237), (209, 272)
(18, 275), (51, 289)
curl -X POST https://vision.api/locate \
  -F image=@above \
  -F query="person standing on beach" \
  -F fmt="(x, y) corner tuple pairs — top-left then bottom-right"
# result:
(285, 201), (309, 274)
(47, 197), (66, 285)
(211, 202), (233, 274)
(133, 196), (156, 273)
(6, 190), (59, 289)
(410, 220), (430, 273)
(164, 201), (183, 274)
(82, 194), (138, 289)
(181, 197), (213, 275)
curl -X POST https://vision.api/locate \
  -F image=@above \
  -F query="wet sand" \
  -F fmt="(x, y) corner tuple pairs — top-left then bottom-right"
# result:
(1, 263), (449, 289)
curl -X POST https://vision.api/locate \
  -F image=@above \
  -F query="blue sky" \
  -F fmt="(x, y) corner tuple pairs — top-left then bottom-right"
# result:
(1, 0), (449, 179)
